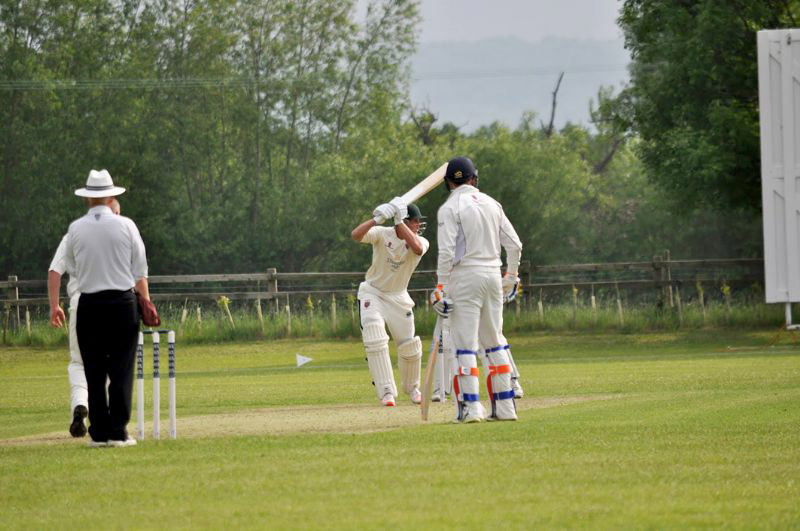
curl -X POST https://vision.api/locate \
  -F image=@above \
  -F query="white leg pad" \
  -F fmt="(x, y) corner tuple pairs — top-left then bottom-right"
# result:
(507, 346), (524, 398)
(363, 322), (396, 400)
(397, 336), (422, 394)
(486, 346), (517, 420)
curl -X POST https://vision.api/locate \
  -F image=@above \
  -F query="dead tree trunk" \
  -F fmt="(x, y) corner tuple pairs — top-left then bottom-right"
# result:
(544, 71), (564, 137)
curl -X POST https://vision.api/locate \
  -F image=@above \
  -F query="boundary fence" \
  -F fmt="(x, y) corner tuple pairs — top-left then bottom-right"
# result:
(1, 256), (765, 328)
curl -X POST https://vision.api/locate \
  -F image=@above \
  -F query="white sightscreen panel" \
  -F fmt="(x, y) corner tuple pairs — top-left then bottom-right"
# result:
(758, 29), (800, 303)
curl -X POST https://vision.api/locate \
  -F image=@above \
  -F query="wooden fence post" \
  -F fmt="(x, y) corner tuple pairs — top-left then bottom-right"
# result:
(571, 285), (578, 326)
(615, 282), (624, 326)
(665, 250), (674, 308)
(286, 294), (292, 336)
(255, 298), (264, 331)
(331, 294), (337, 332)
(7, 275), (20, 330)
(590, 284), (597, 324)
(267, 268), (278, 316)
(675, 282), (684, 326)
(521, 261), (532, 311)
(537, 288), (544, 324)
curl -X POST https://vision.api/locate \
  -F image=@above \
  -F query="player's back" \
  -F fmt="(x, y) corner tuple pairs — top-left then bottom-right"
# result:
(440, 185), (505, 269)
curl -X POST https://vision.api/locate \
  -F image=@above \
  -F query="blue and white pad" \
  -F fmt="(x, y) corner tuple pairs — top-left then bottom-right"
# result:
(485, 345), (517, 420)
(453, 349), (483, 422)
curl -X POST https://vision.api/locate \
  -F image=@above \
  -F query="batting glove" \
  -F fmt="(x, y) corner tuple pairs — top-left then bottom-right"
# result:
(430, 284), (452, 316)
(372, 203), (396, 224)
(389, 196), (408, 223)
(502, 273), (520, 303)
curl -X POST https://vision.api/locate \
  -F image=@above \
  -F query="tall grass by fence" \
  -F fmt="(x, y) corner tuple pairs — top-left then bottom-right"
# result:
(1, 289), (791, 348)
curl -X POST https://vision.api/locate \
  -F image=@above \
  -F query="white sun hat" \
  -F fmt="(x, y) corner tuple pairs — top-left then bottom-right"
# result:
(74, 169), (126, 197)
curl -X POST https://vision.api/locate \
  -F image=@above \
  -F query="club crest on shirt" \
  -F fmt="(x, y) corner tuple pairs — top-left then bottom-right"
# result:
(95, 214), (101, 220)
(364, 300), (370, 308)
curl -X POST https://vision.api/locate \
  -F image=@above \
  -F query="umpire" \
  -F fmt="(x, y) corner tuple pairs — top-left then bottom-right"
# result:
(56, 169), (150, 447)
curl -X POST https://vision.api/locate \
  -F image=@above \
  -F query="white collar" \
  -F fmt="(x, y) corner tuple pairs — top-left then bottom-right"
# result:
(87, 205), (113, 215)
(451, 184), (477, 194)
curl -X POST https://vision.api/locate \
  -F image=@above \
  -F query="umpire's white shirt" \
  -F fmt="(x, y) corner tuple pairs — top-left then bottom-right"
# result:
(360, 226), (429, 293)
(436, 184), (522, 285)
(63, 205), (148, 294)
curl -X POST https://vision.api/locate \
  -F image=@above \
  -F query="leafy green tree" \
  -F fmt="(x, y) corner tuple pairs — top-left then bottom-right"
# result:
(617, 0), (800, 212)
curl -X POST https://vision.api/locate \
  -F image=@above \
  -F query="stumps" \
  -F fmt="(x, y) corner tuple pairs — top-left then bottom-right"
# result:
(136, 329), (177, 441)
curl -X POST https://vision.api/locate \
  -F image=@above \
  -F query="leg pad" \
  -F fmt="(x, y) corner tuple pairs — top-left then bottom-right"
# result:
(397, 336), (422, 394)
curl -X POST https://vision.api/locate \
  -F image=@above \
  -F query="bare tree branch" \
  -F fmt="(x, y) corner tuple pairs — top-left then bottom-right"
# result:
(593, 137), (624, 174)
(545, 71), (564, 137)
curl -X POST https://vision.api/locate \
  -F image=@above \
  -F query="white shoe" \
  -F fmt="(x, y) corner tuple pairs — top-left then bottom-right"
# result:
(456, 402), (485, 423)
(512, 378), (524, 399)
(431, 391), (442, 403)
(462, 410), (485, 423)
(489, 398), (518, 421)
(410, 388), (422, 404)
(88, 440), (108, 448)
(109, 437), (137, 447)
(381, 393), (396, 407)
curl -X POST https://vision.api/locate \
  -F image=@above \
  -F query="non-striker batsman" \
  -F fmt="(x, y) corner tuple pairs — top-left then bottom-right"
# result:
(351, 200), (429, 406)
(431, 156), (522, 423)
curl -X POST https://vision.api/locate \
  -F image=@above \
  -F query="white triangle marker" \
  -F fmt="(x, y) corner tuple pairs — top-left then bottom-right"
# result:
(296, 354), (313, 367)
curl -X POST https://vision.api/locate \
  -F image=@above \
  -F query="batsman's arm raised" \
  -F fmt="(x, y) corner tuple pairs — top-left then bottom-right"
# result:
(394, 220), (424, 256)
(351, 219), (378, 243)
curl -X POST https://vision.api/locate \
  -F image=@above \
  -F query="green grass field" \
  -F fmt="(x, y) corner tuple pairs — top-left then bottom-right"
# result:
(2, 330), (799, 528)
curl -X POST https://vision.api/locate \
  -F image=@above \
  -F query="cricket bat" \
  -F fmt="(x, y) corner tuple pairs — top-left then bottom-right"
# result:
(400, 162), (448, 204)
(420, 316), (443, 421)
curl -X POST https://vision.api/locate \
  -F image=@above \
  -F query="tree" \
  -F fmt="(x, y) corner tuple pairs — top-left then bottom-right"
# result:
(618, 0), (800, 212)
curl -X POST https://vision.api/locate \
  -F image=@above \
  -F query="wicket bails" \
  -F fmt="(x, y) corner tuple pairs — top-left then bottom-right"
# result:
(136, 330), (176, 440)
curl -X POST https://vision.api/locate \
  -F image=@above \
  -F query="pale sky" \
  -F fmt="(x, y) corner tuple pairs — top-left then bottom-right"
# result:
(356, 0), (630, 129)
(417, 0), (624, 43)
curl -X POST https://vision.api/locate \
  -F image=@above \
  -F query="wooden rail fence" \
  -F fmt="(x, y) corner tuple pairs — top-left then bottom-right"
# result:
(1, 257), (764, 311)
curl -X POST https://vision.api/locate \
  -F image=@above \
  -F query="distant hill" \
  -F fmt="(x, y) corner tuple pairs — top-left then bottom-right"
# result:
(410, 36), (630, 131)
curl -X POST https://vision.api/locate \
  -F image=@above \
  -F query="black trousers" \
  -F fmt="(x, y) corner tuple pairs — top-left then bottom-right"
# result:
(76, 289), (139, 442)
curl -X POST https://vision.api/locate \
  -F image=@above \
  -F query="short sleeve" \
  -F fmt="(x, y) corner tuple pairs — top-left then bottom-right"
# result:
(126, 218), (149, 279)
(49, 234), (70, 274)
(360, 226), (382, 245)
(419, 236), (430, 255)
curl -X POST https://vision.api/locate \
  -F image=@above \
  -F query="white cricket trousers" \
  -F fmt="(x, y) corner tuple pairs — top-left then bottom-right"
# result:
(450, 266), (504, 354)
(357, 282), (415, 342)
(67, 294), (88, 412)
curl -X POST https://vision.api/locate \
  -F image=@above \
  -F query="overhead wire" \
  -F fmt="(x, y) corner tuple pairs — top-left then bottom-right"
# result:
(0, 64), (629, 91)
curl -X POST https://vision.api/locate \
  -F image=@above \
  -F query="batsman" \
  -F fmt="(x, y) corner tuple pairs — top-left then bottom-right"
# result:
(431, 156), (522, 423)
(351, 198), (429, 407)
